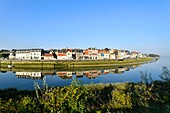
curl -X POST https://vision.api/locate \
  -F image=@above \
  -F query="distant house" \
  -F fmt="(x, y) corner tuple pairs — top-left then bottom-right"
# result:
(55, 49), (67, 60)
(42, 54), (55, 60)
(125, 50), (131, 59)
(71, 49), (84, 60)
(57, 53), (67, 60)
(83, 50), (89, 59)
(137, 52), (143, 58)
(110, 53), (115, 59)
(9, 51), (16, 60)
(15, 49), (43, 60)
(131, 51), (143, 58)
(120, 50), (126, 59)
(114, 50), (122, 59)
(15, 49), (30, 60)
(67, 49), (73, 60)
(30, 49), (43, 60)
(98, 50), (110, 59)
(109, 49), (116, 59)
(55, 48), (83, 60)
(131, 51), (138, 58)
(88, 48), (98, 60)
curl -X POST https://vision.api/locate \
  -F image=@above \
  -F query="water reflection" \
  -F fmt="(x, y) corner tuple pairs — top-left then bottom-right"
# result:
(1, 58), (164, 90)
(56, 71), (73, 79)
(16, 72), (43, 79)
(10, 65), (141, 80)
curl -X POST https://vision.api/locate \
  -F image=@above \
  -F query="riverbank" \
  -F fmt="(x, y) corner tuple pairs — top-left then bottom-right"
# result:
(0, 58), (153, 69)
(0, 79), (169, 113)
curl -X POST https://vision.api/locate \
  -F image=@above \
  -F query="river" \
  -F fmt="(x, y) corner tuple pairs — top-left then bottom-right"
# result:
(0, 57), (169, 90)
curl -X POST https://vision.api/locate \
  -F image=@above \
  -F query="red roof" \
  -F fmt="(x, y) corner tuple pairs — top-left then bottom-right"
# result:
(58, 53), (67, 56)
(84, 50), (89, 55)
(98, 50), (109, 54)
(43, 54), (53, 56)
(131, 51), (138, 54)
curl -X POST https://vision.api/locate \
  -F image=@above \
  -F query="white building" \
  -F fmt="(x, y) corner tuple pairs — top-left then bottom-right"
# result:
(110, 53), (116, 59)
(109, 49), (116, 59)
(15, 49), (43, 60)
(88, 48), (98, 59)
(98, 50), (110, 59)
(42, 54), (55, 60)
(30, 49), (42, 60)
(57, 53), (68, 60)
(9, 51), (16, 60)
(67, 50), (73, 60)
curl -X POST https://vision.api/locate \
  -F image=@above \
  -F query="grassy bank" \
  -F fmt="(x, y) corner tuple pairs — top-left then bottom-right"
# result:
(0, 80), (170, 112)
(0, 58), (152, 69)
(0, 64), (139, 72)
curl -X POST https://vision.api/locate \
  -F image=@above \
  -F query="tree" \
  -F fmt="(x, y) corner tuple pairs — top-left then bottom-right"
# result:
(0, 53), (10, 58)
(0, 49), (9, 53)
(149, 54), (160, 57)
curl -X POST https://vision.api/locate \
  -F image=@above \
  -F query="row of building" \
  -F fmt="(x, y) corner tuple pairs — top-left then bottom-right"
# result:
(9, 48), (147, 60)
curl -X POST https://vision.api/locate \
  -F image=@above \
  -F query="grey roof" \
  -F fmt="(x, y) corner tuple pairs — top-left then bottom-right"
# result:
(16, 49), (43, 53)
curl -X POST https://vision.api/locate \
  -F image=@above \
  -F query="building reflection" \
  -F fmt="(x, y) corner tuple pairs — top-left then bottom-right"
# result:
(16, 72), (43, 79)
(56, 71), (72, 79)
(75, 71), (84, 78)
(42, 72), (56, 76)
(84, 70), (100, 79)
(0, 71), (7, 73)
(14, 65), (139, 80)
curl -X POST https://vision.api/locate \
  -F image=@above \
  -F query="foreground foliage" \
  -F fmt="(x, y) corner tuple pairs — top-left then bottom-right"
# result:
(0, 67), (170, 113)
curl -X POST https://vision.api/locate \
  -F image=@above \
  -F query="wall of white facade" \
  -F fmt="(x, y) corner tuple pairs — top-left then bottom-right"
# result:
(16, 53), (30, 60)
(76, 53), (83, 59)
(110, 54), (115, 59)
(104, 54), (110, 59)
(57, 56), (68, 60)
(30, 52), (42, 60)
(43, 56), (54, 60)
(67, 52), (73, 59)
(15, 50), (42, 60)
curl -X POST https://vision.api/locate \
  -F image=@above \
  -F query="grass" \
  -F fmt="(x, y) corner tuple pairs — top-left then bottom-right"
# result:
(0, 58), (152, 69)
(0, 80), (170, 112)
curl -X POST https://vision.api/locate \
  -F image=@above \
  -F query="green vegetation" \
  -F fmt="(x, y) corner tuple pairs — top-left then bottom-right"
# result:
(0, 49), (9, 53)
(0, 53), (9, 58)
(0, 49), (10, 58)
(149, 54), (160, 57)
(0, 58), (152, 69)
(0, 67), (170, 112)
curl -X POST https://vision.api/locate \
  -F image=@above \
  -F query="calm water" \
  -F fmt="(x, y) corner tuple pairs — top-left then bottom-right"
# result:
(0, 57), (169, 90)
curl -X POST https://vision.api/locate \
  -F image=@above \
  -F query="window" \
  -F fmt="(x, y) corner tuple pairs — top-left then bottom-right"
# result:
(101, 53), (104, 57)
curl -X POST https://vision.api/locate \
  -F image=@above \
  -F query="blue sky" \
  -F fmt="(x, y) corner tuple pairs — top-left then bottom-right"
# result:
(0, 0), (170, 56)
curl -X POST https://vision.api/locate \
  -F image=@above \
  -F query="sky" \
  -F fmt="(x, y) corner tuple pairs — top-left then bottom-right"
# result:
(0, 0), (170, 56)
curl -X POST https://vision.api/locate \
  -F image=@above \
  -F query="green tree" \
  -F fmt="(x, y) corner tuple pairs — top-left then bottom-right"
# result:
(0, 53), (9, 58)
